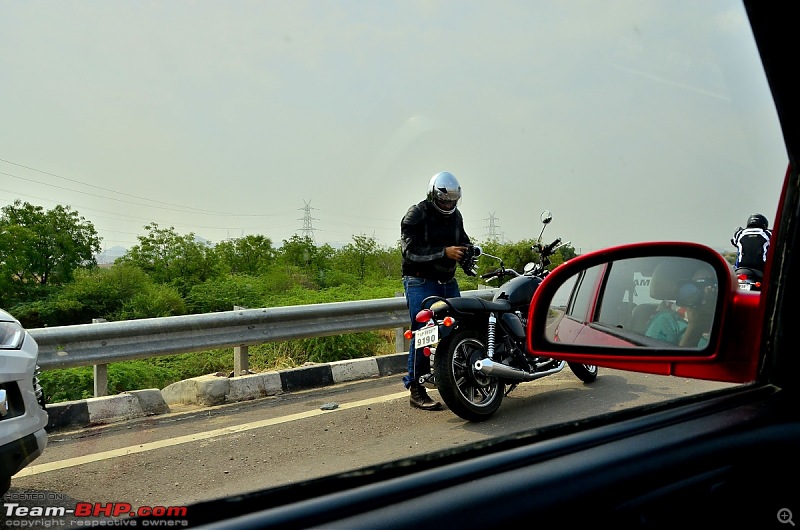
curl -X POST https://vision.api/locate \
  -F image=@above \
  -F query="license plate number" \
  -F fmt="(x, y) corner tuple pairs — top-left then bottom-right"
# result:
(739, 283), (751, 291)
(415, 325), (439, 349)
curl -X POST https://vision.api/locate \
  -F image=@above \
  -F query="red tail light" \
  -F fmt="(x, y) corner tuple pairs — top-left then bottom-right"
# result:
(737, 273), (749, 281)
(415, 309), (434, 323)
(423, 347), (432, 357)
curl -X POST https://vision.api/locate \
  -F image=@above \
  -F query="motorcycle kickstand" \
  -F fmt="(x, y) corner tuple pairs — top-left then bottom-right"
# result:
(504, 383), (518, 397)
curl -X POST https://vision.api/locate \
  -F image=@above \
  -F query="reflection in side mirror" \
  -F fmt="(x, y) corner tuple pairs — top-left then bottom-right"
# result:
(541, 255), (721, 350)
(540, 210), (553, 225)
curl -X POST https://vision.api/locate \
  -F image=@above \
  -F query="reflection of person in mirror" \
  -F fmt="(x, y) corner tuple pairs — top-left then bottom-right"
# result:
(645, 261), (716, 348)
(678, 268), (717, 348)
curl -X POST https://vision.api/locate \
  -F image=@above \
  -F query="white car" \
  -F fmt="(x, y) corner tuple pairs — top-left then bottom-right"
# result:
(0, 308), (48, 495)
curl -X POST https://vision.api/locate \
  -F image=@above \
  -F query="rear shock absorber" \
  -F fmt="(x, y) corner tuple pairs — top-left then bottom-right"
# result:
(486, 313), (496, 359)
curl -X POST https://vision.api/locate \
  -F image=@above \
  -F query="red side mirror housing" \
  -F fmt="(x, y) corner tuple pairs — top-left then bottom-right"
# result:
(525, 242), (761, 383)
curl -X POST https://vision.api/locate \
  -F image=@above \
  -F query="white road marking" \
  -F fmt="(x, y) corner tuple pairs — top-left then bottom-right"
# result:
(17, 391), (409, 477)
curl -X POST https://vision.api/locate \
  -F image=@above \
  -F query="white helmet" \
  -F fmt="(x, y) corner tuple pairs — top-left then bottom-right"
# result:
(426, 171), (462, 215)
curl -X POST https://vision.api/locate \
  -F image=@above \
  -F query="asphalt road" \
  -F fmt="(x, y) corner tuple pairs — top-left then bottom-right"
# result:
(4, 368), (734, 525)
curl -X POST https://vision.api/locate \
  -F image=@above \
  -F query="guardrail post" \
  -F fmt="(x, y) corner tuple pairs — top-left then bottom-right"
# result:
(234, 346), (249, 375)
(92, 318), (109, 397)
(395, 292), (409, 353)
(233, 306), (249, 376)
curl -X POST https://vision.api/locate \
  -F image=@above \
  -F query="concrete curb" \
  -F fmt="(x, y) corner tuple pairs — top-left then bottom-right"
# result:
(45, 353), (407, 431)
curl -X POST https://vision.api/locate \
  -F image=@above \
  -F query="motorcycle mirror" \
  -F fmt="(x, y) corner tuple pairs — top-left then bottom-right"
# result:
(537, 210), (553, 241)
(523, 262), (535, 273)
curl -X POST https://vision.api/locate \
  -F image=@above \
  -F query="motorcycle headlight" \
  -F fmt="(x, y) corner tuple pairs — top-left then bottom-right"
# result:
(0, 321), (25, 350)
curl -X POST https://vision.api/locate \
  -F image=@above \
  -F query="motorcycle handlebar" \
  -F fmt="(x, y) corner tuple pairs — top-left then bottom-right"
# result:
(480, 269), (502, 279)
(544, 238), (562, 255)
(480, 268), (521, 280)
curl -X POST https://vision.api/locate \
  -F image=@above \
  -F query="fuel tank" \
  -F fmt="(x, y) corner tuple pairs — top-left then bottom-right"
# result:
(493, 275), (542, 310)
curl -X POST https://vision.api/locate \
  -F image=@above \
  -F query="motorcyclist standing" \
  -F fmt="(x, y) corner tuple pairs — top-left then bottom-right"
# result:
(731, 213), (772, 275)
(401, 171), (474, 410)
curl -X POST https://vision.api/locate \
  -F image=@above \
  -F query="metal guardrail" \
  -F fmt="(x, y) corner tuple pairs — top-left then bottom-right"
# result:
(28, 289), (497, 372)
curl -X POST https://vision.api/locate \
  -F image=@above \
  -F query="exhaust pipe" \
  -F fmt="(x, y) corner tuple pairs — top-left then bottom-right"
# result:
(474, 358), (565, 382)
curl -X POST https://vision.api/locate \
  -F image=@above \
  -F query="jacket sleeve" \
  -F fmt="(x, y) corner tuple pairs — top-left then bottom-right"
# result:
(401, 204), (446, 263)
(457, 211), (472, 246)
(732, 227), (744, 244)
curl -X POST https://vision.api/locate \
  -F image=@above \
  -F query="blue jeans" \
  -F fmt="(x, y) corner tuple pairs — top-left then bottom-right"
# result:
(402, 276), (461, 388)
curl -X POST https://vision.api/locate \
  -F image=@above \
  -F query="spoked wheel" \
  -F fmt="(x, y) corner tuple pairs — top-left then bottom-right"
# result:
(434, 328), (503, 422)
(568, 362), (599, 383)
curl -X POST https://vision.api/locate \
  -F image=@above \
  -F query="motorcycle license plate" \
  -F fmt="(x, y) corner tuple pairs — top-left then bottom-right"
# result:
(739, 283), (751, 291)
(415, 325), (439, 349)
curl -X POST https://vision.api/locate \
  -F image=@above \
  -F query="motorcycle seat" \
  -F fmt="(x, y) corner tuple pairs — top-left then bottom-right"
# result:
(448, 296), (512, 313)
(735, 267), (763, 279)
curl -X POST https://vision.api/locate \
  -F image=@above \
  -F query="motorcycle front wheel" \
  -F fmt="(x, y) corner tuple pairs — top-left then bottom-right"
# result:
(434, 328), (503, 422)
(568, 362), (598, 383)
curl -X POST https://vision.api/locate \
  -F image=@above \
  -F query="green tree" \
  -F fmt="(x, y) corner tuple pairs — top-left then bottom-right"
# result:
(215, 235), (276, 275)
(278, 235), (328, 269)
(185, 274), (275, 313)
(375, 242), (403, 279)
(9, 264), (186, 327)
(275, 235), (335, 289)
(335, 234), (380, 281)
(117, 223), (220, 295)
(474, 239), (577, 282)
(0, 200), (100, 305)
(722, 251), (737, 266)
(478, 239), (540, 275)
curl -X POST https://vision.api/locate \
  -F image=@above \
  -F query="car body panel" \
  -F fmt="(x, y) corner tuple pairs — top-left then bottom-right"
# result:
(0, 308), (48, 493)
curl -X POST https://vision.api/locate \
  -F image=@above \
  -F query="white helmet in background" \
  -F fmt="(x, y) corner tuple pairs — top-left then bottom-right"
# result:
(426, 171), (462, 215)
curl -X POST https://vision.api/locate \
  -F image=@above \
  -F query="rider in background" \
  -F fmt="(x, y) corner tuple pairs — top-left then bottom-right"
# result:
(731, 213), (772, 274)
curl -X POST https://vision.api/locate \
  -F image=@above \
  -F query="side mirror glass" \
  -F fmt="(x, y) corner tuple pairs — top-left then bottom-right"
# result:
(537, 255), (722, 351)
(540, 210), (553, 225)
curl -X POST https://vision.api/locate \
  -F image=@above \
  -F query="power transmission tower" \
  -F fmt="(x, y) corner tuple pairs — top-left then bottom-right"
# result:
(298, 200), (318, 242)
(485, 212), (501, 242)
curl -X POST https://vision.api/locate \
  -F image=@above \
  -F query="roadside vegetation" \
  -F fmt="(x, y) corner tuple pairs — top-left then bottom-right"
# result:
(2, 199), (736, 402)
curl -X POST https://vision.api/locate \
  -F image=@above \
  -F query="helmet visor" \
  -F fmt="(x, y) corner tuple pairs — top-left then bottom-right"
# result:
(435, 198), (459, 212)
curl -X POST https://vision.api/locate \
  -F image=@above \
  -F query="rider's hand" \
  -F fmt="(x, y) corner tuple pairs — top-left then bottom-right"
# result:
(446, 246), (468, 261)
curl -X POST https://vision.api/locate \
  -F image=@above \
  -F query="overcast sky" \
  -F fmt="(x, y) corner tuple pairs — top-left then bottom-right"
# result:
(0, 1), (787, 255)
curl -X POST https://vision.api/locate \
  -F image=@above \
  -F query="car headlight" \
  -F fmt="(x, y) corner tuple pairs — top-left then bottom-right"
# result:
(0, 321), (25, 350)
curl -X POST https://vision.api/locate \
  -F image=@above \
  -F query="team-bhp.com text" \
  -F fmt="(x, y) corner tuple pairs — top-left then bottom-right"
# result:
(4, 502), (188, 527)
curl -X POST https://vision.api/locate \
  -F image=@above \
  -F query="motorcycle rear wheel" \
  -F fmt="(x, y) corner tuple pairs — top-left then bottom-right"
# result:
(568, 362), (599, 383)
(434, 328), (503, 422)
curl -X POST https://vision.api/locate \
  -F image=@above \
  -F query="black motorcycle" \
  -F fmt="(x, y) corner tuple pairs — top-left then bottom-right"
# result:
(409, 211), (598, 421)
(734, 267), (763, 292)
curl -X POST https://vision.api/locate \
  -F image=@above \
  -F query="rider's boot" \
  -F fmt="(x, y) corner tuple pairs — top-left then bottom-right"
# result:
(410, 383), (442, 411)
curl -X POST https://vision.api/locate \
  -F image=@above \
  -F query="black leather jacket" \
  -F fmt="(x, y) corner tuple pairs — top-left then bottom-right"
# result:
(401, 200), (472, 282)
